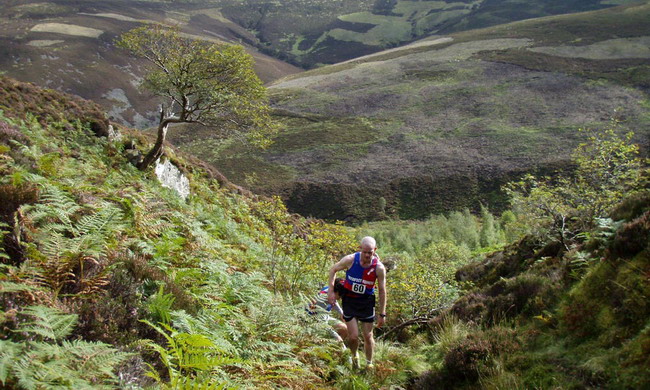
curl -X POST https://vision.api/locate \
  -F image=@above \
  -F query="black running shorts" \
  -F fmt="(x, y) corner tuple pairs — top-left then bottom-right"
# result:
(342, 293), (375, 323)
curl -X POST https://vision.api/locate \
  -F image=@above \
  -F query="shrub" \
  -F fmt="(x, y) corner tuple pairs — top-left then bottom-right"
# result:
(610, 210), (650, 258)
(559, 298), (601, 340)
(505, 120), (647, 246)
(444, 337), (491, 382)
(388, 241), (469, 320)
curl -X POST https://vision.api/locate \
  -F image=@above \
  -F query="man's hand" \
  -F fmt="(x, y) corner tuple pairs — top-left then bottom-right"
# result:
(377, 315), (385, 328)
(327, 289), (336, 305)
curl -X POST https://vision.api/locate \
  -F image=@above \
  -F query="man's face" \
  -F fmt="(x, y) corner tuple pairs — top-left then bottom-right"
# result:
(360, 244), (376, 264)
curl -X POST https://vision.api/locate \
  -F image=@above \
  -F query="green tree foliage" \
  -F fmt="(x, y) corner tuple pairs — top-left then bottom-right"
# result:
(251, 196), (356, 294)
(359, 206), (513, 255)
(388, 242), (470, 321)
(117, 25), (278, 170)
(505, 121), (648, 246)
(479, 204), (501, 249)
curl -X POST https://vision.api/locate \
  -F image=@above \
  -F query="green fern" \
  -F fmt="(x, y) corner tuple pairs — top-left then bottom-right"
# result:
(171, 310), (240, 358)
(0, 306), (130, 389)
(141, 320), (240, 388)
(147, 284), (176, 324)
(18, 184), (125, 297)
(21, 184), (81, 231)
(16, 305), (77, 343)
(0, 221), (9, 260)
(0, 340), (21, 385)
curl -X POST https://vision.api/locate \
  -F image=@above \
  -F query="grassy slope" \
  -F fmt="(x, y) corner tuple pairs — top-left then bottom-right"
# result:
(412, 192), (650, 389)
(173, 2), (650, 222)
(0, 0), (302, 128)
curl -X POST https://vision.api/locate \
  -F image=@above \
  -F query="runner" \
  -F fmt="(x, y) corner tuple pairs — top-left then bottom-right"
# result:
(327, 236), (387, 369)
(306, 278), (348, 348)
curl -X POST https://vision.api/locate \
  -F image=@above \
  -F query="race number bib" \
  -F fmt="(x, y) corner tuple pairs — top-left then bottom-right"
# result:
(351, 283), (366, 294)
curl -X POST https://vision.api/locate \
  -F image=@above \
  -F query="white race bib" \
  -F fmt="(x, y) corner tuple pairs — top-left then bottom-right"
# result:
(351, 283), (366, 294)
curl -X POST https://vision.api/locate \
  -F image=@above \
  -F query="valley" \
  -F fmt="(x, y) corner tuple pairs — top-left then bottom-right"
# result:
(1, 1), (649, 221)
(171, 3), (650, 221)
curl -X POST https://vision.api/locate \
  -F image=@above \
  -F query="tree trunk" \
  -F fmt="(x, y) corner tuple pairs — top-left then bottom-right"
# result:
(138, 119), (169, 171)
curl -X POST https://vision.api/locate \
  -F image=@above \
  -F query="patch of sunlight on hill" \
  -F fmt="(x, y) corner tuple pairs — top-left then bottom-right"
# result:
(30, 23), (103, 38)
(338, 37), (454, 65)
(529, 36), (650, 59)
(602, 0), (645, 4)
(27, 40), (64, 47)
(79, 13), (139, 22)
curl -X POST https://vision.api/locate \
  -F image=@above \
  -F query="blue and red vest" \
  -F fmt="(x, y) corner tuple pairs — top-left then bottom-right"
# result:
(343, 252), (378, 296)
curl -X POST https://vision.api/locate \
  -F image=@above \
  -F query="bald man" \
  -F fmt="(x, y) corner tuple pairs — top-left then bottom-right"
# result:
(328, 236), (387, 369)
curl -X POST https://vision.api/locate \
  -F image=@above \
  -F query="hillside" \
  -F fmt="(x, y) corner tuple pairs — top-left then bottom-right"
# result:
(0, 76), (362, 388)
(413, 191), (650, 389)
(0, 0), (302, 128)
(1, 76), (648, 389)
(0, 0), (638, 131)
(220, 0), (626, 68)
(175, 2), (650, 221)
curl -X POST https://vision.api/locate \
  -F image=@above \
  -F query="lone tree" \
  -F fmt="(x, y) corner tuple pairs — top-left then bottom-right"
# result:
(117, 25), (277, 170)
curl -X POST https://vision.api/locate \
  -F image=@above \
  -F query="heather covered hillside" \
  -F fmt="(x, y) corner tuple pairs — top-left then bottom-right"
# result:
(184, 3), (650, 221)
(0, 0), (639, 130)
(0, 77), (358, 388)
(0, 0), (301, 128)
(1, 1), (650, 388)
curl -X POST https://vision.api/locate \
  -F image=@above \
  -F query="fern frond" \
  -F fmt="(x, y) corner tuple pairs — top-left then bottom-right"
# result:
(168, 375), (231, 390)
(13, 353), (77, 389)
(35, 230), (68, 258)
(147, 285), (176, 324)
(22, 184), (80, 229)
(171, 311), (240, 357)
(0, 281), (39, 293)
(122, 192), (174, 238)
(61, 340), (131, 379)
(0, 340), (22, 385)
(74, 202), (125, 238)
(16, 305), (77, 342)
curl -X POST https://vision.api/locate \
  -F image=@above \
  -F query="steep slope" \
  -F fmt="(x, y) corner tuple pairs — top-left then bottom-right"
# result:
(178, 3), (650, 221)
(0, 0), (302, 128)
(0, 76), (357, 388)
(412, 192), (650, 389)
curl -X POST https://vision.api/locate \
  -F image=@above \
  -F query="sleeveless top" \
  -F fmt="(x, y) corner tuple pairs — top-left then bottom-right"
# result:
(343, 252), (378, 296)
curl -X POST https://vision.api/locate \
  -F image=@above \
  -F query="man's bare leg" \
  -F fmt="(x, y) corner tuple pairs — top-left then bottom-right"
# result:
(346, 319), (360, 367)
(361, 321), (375, 366)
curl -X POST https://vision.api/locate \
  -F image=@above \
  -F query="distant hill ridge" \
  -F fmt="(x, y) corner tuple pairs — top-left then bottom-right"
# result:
(0, 0), (641, 129)
(219, 0), (629, 67)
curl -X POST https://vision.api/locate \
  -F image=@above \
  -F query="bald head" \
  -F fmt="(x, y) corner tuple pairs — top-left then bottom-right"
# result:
(360, 236), (376, 249)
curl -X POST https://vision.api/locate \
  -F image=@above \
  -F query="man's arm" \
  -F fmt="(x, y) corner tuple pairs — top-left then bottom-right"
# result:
(376, 262), (387, 328)
(327, 254), (353, 304)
